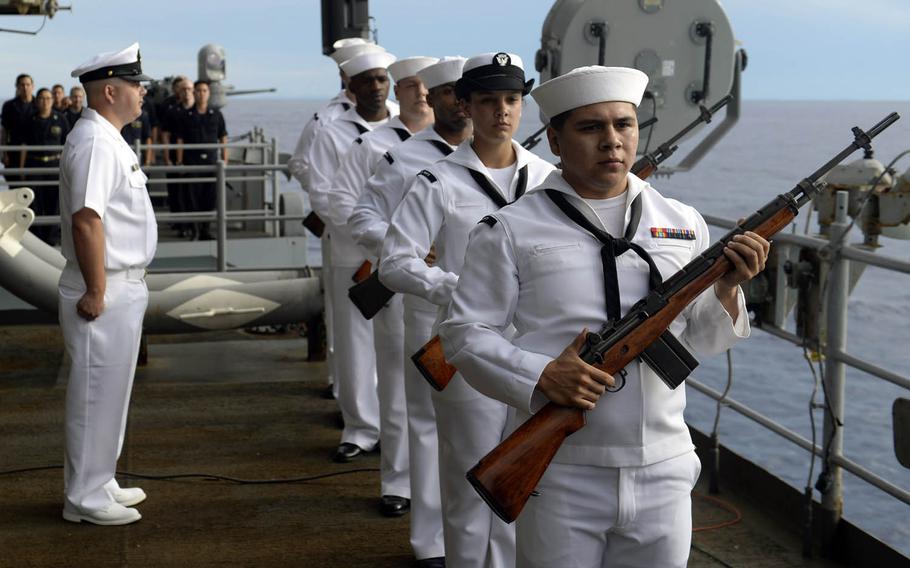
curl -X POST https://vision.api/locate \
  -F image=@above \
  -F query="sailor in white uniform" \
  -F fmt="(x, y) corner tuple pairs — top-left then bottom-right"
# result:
(288, 38), (385, 399)
(439, 66), (770, 568)
(58, 43), (157, 526)
(308, 50), (399, 463)
(326, 55), (437, 517)
(380, 52), (554, 568)
(348, 56), (471, 567)
(287, 38), (385, 188)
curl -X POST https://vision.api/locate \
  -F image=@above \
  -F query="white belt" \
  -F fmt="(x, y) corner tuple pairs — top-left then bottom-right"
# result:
(106, 267), (147, 281)
(61, 263), (146, 286)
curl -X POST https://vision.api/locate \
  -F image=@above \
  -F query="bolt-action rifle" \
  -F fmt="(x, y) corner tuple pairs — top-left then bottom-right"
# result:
(464, 112), (899, 524)
(413, 95), (735, 391)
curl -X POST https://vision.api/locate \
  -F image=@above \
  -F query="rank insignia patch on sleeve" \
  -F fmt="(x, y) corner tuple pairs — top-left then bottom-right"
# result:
(479, 215), (497, 227)
(418, 169), (437, 183)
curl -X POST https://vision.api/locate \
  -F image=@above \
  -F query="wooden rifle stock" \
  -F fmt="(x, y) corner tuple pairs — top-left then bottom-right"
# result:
(411, 335), (457, 391)
(352, 260), (372, 283)
(465, 112), (901, 524)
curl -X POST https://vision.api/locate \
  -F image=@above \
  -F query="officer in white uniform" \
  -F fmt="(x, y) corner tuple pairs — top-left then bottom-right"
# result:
(308, 50), (399, 463)
(58, 43), (157, 526)
(380, 52), (553, 568)
(326, 55), (437, 517)
(439, 66), (770, 568)
(288, 38), (385, 400)
(348, 56), (471, 567)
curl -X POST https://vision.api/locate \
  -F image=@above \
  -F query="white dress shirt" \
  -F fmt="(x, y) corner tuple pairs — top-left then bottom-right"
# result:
(287, 90), (355, 188)
(439, 170), (750, 468)
(59, 107), (157, 271)
(379, 139), (554, 310)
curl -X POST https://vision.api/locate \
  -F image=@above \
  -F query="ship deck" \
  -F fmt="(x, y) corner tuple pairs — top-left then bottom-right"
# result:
(0, 325), (848, 567)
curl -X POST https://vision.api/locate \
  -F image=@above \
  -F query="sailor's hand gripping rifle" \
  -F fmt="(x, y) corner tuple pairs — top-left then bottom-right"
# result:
(465, 112), (900, 524)
(413, 95), (734, 392)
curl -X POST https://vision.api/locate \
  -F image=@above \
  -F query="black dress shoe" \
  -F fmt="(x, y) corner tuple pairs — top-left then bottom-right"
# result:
(380, 495), (410, 517)
(416, 557), (445, 568)
(333, 442), (364, 463)
(322, 384), (336, 400)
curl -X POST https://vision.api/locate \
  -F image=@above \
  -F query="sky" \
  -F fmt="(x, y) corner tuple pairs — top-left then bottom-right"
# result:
(0, 0), (907, 101)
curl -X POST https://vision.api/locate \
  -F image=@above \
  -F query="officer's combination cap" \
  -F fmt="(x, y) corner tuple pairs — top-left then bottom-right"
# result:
(455, 52), (533, 100)
(340, 51), (397, 78)
(531, 66), (649, 121)
(331, 42), (384, 65)
(71, 42), (153, 84)
(418, 56), (466, 90)
(388, 57), (439, 83)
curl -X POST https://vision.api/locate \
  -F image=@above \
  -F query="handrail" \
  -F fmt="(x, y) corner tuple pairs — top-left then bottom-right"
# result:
(686, 377), (910, 506)
(701, 193), (909, 545)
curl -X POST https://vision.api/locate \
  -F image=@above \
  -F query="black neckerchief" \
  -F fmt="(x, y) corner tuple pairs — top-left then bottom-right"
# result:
(467, 164), (528, 209)
(427, 139), (454, 157)
(351, 121), (369, 135)
(391, 127), (410, 142)
(544, 189), (660, 322)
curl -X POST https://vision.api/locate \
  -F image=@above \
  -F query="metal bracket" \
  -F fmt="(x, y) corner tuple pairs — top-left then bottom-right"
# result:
(689, 20), (715, 104)
(0, 187), (34, 212)
(0, 207), (34, 257)
(584, 20), (608, 66)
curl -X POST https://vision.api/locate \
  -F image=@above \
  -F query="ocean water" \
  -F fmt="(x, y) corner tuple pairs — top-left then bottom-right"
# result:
(222, 98), (910, 556)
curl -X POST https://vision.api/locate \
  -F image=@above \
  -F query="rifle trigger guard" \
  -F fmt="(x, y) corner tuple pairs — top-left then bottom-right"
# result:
(606, 368), (627, 393)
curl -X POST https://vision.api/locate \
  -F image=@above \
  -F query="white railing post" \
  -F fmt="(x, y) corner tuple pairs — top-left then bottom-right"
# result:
(821, 190), (849, 554)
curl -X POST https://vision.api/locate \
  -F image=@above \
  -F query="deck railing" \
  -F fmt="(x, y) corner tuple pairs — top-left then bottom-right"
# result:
(0, 138), (307, 272)
(696, 191), (910, 552)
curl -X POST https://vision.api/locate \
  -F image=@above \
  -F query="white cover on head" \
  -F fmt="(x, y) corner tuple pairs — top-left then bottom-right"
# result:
(388, 57), (439, 83)
(340, 51), (397, 78)
(417, 56), (466, 89)
(70, 42), (142, 78)
(462, 52), (525, 74)
(333, 37), (369, 50)
(331, 42), (385, 65)
(531, 66), (649, 121)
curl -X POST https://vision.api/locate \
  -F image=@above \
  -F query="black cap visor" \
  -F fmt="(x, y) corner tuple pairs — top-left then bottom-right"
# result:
(80, 62), (153, 84)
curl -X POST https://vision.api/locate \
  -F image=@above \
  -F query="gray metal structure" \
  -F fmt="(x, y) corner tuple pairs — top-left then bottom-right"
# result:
(535, 0), (742, 171)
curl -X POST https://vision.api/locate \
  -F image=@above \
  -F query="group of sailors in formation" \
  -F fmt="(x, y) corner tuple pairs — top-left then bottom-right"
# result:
(290, 37), (769, 568)
(0, 72), (227, 244)
(45, 36), (768, 568)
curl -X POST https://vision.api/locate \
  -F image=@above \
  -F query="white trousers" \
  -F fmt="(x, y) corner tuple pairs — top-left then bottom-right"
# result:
(516, 451), (701, 568)
(320, 237), (335, 392)
(403, 305), (445, 560)
(433, 378), (514, 568)
(373, 293), (409, 497)
(59, 270), (148, 511)
(330, 266), (379, 450)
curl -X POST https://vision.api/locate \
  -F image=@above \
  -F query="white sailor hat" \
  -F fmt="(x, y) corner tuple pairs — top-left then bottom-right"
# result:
(531, 66), (649, 121)
(455, 52), (533, 100)
(388, 56), (439, 83)
(70, 42), (153, 84)
(330, 42), (384, 65)
(417, 56), (466, 90)
(332, 37), (369, 50)
(340, 51), (397, 78)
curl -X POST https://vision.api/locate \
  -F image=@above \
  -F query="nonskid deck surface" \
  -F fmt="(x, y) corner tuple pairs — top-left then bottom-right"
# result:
(0, 326), (842, 567)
